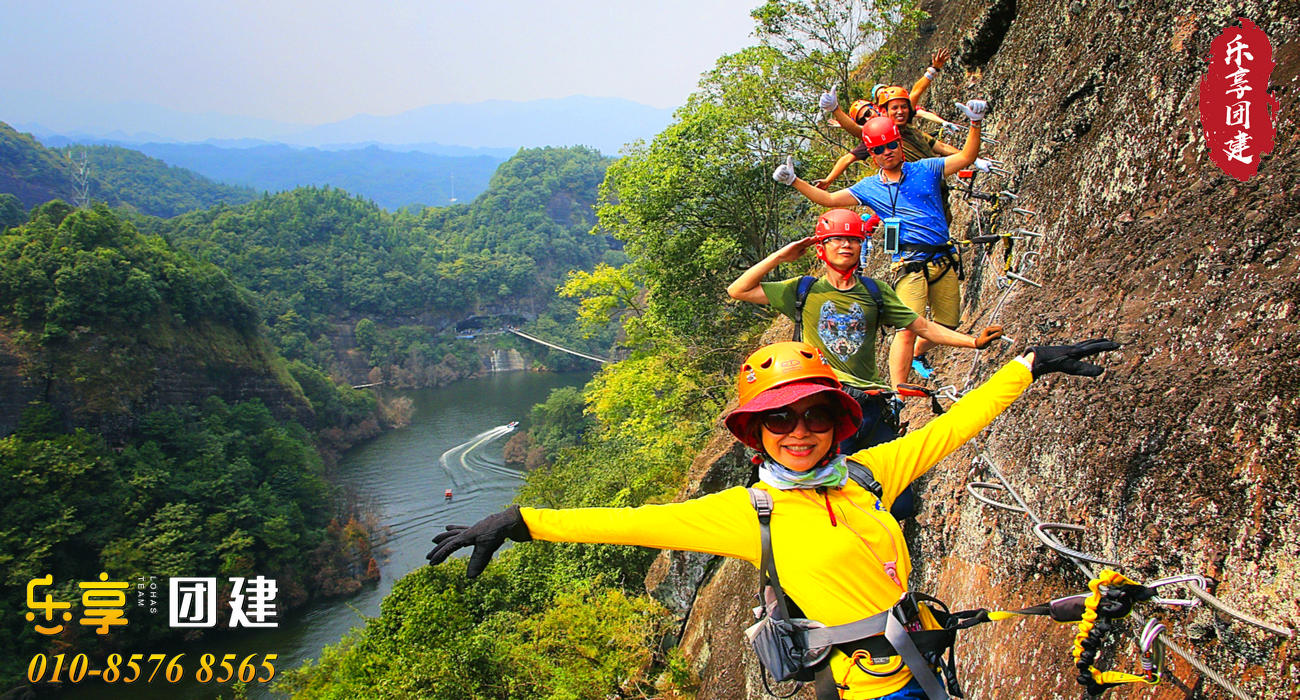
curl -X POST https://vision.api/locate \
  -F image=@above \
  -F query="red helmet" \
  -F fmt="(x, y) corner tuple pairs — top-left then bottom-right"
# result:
(862, 214), (881, 235)
(861, 116), (901, 150)
(814, 209), (868, 241)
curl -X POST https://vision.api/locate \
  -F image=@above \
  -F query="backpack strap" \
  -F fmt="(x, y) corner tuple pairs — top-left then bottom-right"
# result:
(795, 275), (886, 343)
(856, 274), (884, 310)
(747, 487), (791, 620)
(792, 276), (817, 342)
(845, 461), (884, 501)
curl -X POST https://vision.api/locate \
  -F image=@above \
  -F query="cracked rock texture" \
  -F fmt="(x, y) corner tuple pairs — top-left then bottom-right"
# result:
(652, 2), (1298, 698)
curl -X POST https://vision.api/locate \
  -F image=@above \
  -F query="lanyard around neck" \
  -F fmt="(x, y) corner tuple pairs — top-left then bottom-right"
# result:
(881, 167), (905, 217)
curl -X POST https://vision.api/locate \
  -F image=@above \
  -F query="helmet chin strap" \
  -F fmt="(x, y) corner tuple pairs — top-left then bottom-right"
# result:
(816, 245), (859, 279)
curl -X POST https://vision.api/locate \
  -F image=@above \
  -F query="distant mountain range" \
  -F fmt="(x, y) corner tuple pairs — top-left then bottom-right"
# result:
(87, 141), (506, 211)
(10, 95), (672, 155)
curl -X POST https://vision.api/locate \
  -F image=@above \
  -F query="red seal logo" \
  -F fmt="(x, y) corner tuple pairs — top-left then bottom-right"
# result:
(1199, 18), (1280, 181)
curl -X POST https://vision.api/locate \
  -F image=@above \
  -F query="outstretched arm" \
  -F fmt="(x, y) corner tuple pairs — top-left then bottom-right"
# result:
(905, 316), (1002, 349)
(774, 156), (865, 207)
(727, 237), (817, 304)
(943, 100), (987, 176)
(812, 152), (862, 189)
(908, 48), (951, 106)
(427, 488), (762, 577)
(855, 340), (1118, 504)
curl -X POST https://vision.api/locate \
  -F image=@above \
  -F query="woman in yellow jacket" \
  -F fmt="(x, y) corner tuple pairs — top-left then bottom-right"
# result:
(428, 339), (1115, 699)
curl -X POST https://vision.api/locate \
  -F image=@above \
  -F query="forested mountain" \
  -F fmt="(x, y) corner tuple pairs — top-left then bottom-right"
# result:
(61, 143), (257, 216)
(0, 121), (255, 216)
(0, 203), (382, 685)
(147, 146), (615, 382)
(121, 142), (505, 210)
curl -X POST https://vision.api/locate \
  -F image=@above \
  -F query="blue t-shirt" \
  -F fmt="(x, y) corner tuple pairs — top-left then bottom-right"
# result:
(847, 158), (950, 262)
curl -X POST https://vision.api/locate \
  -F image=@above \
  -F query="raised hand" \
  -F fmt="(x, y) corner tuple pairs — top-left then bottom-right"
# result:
(1025, 339), (1120, 379)
(772, 156), (797, 186)
(972, 157), (994, 173)
(772, 236), (818, 263)
(819, 87), (839, 113)
(931, 47), (951, 70)
(426, 505), (532, 578)
(955, 99), (989, 123)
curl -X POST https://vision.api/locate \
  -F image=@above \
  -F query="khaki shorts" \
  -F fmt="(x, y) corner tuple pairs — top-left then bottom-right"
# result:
(892, 262), (962, 328)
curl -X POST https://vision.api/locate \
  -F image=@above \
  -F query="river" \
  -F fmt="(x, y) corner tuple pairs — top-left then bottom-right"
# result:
(64, 370), (590, 700)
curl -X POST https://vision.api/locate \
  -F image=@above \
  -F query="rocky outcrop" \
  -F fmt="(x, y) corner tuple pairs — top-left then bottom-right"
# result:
(669, 3), (1298, 698)
(487, 348), (527, 372)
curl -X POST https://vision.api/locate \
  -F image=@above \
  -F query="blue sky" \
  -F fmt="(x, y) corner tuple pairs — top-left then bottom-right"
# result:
(2, 0), (761, 124)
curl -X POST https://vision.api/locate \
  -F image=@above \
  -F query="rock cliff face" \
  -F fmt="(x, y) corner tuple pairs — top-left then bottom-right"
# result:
(0, 323), (313, 442)
(653, 2), (1298, 698)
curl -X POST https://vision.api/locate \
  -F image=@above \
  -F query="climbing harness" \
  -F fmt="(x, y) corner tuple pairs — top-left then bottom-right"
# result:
(746, 485), (965, 700)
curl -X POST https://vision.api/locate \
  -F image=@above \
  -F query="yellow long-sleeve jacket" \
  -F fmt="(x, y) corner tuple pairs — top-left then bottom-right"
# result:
(522, 361), (1034, 698)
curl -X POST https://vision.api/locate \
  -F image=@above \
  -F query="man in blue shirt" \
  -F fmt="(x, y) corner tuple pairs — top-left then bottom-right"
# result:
(773, 100), (988, 385)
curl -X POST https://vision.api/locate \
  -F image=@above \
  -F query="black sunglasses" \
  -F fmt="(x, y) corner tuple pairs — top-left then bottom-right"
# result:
(869, 140), (901, 156)
(760, 405), (836, 434)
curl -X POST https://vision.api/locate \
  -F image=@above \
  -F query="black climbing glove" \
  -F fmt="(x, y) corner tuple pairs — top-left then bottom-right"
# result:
(1027, 339), (1119, 379)
(425, 505), (532, 578)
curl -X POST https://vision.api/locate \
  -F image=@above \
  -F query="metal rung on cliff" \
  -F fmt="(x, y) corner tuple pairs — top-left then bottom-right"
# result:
(966, 452), (1288, 700)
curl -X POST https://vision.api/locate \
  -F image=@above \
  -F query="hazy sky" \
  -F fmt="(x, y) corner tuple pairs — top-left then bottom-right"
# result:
(3, 0), (762, 124)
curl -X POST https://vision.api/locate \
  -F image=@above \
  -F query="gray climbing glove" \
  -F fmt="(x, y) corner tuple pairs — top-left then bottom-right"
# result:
(772, 156), (797, 186)
(426, 505), (532, 578)
(819, 89), (839, 112)
(955, 99), (989, 123)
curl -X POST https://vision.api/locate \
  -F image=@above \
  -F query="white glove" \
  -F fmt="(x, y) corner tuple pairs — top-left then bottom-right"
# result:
(955, 99), (988, 122)
(972, 158), (993, 173)
(818, 90), (839, 112)
(772, 156), (797, 186)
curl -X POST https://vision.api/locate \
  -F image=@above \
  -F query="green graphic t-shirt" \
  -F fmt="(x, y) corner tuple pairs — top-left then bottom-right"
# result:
(762, 276), (918, 388)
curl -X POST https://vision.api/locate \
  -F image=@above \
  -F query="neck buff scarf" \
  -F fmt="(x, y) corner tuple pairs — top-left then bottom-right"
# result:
(758, 454), (850, 490)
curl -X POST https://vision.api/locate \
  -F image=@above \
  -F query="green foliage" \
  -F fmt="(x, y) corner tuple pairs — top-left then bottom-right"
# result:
(61, 144), (257, 217)
(0, 398), (357, 686)
(0, 193), (24, 230)
(527, 386), (591, 459)
(150, 146), (616, 385)
(557, 263), (642, 339)
(278, 543), (676, 700)
(751, 0), (928, 87)
(0, 203), (259, 342)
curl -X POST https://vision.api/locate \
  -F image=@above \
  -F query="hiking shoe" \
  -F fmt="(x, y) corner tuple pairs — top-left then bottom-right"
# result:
(911, 354), (934, 379)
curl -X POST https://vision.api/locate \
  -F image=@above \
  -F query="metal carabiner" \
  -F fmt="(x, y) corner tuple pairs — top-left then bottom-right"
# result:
(966, 482), (1026, 513)
(1004, 271), (1043, 288)
(934, 384), (961, 402)
(1144, 574), (1209, 607)
(1139, 619), (1166, 681)
(1032, 523), (1122, 568)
